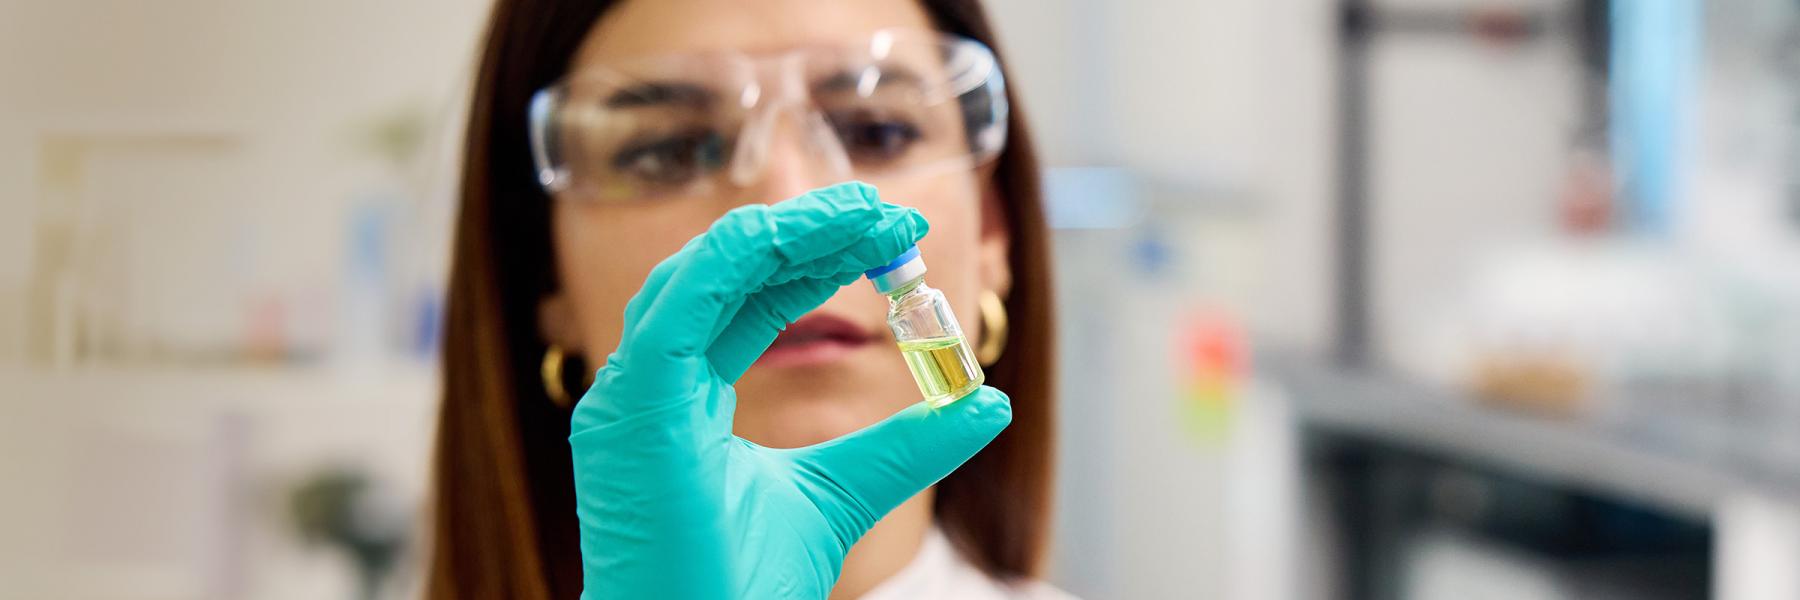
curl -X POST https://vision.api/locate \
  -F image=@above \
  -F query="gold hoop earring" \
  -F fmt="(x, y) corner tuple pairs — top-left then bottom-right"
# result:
(542, 344), (574, 409)
(976, 290), (1009, 366)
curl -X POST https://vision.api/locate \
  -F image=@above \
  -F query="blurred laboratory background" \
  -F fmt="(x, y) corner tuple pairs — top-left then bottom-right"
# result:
(4, 0), (1799, 598)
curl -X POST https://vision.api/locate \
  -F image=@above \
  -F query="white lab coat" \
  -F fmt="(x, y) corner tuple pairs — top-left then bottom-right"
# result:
(860, 528), (1079, 600)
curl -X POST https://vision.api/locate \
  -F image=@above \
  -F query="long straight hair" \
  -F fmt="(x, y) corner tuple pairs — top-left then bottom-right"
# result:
(426, 1), (1056, 597)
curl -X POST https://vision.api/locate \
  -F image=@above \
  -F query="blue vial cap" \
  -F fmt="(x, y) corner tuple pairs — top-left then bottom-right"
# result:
(864, 246), (921, 279)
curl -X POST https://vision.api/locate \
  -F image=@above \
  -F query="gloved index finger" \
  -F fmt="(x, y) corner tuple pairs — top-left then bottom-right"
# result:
(704, 206), (930, 383)
(616, 182), (878, 343)
(760, 207), (928, 287)
(620, 182), (924, 373)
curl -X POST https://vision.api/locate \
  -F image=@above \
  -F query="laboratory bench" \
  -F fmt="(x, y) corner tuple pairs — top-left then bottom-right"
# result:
(1267, 355), (1800, 600)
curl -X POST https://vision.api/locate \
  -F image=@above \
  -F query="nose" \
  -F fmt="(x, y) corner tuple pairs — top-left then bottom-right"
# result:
(736, 108), (854, 206)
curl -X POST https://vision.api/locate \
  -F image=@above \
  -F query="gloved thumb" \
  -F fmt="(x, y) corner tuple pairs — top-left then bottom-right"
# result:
(785, 386), (1012, 546)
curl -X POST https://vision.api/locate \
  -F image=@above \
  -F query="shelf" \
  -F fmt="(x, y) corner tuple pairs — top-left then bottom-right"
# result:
(0, 362), (438, 409)
(1264, 354), (1800, 519)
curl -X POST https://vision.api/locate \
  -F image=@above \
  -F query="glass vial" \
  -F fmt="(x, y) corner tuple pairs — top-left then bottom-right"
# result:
(866, 246), (985, 407)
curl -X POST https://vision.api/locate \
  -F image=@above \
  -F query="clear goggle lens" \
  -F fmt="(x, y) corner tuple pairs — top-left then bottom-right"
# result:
(528, 29), (1008, 203)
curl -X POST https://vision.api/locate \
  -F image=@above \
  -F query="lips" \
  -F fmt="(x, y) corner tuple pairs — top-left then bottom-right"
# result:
(758, 314), (874, 368)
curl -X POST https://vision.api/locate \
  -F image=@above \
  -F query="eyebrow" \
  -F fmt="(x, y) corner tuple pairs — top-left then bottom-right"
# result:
(813, 65), (924, 95)
(604, 81), (716, 109)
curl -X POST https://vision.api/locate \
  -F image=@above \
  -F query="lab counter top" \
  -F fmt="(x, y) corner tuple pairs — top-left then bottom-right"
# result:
(1263, 354), (1800, 519)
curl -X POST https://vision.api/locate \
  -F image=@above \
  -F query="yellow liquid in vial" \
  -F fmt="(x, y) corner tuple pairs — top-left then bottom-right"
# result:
(897, 336), (985, 408)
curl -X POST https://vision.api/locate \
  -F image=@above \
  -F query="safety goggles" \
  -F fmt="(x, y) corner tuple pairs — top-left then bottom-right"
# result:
(528, 28), (1009, 203)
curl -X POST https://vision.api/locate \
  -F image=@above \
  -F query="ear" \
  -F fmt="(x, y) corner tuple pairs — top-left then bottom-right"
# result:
(538, 294), (584, 353)
(977, 175), (1012, 300)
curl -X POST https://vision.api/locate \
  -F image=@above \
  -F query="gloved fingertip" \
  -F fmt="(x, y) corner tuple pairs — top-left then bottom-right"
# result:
(906, 209), (930, 242)
(874, 205), (927, 238)
(809, 181), (882, 217)
(813, 183), (874, 213)
(844, 182), (920, 228)
(843, 180), (880, 203)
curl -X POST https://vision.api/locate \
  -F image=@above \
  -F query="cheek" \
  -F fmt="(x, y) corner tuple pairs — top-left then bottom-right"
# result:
(551, 201), (719, 355)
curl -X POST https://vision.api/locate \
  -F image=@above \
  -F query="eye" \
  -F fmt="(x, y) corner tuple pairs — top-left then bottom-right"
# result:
(610, 129), (729, 186)
(827, 110), (923, 164)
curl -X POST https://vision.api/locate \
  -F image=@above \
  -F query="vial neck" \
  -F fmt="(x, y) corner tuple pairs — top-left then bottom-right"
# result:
(883, 276), (927, 301)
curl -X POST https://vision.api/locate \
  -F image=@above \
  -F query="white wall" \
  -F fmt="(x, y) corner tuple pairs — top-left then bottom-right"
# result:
(986, 0), (1341, 352)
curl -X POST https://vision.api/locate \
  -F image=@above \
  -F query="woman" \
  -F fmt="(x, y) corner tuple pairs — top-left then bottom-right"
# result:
(427, 0), (1061, 597)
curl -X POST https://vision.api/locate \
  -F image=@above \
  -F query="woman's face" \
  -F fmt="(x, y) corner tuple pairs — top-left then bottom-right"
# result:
(542, 0), (1012, 448)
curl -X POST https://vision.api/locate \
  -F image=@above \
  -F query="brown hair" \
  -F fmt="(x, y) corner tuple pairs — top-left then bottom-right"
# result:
(426, 1), (1055, 597)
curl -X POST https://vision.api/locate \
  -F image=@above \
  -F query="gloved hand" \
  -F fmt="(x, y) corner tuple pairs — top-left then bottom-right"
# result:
(570, 182), (1013, 599)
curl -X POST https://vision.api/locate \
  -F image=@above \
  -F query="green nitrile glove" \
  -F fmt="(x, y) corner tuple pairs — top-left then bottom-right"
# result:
(569, 181), (1013, 599)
